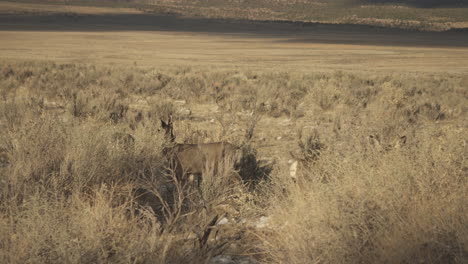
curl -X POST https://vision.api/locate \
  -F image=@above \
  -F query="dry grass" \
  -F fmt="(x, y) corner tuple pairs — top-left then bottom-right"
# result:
(1, 3), (467, 263)
(263, 125), (467, 263)
(0, 60), (466, 263)
(0, 1), (142, 15)
(1, 28), (467, 75)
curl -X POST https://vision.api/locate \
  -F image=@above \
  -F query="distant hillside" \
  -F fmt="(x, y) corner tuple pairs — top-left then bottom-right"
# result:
(15, 0), (468, 8)
(353, 0), (468, 7)
(18, 0), (468, 6)
(5, 0), (468, 31)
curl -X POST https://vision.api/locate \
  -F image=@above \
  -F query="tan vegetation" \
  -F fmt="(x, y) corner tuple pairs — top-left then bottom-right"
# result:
(0, 60), (466, 263)
(0, 1), (142, 15)
(1, 1), (467, 76)
(0, 1), (467, 263)
(1, 30), (467, 74)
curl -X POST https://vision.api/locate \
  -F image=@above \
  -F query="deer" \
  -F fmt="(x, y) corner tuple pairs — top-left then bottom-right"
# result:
(160, 116), (241, 188)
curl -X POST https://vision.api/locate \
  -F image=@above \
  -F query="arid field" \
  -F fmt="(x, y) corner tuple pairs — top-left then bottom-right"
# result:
(0, 1), (467, 264)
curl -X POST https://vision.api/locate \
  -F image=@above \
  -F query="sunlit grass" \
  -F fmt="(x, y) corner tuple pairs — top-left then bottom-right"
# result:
(0, 61), (466, 263)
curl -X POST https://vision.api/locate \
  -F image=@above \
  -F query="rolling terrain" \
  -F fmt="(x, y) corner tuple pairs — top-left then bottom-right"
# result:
(0, 1), (467, 264)
(1, 1), (468, 73)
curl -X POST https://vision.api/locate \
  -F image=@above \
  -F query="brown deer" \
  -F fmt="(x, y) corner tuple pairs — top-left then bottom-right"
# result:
(160, 116), (240, 187)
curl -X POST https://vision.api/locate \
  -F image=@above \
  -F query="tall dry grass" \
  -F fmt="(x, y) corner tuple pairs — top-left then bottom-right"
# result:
(261, 70), (467, 263)
(0, 64), (254, 264)
(0, 61), (466, 263)
(263, 128), (467, 263)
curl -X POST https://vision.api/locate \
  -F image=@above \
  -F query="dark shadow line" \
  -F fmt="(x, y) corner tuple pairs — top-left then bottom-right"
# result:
(1, 13), (468, 48)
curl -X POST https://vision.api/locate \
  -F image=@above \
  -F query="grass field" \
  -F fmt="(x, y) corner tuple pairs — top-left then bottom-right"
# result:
(1, 2), (468, 73)
(0, 1), (467, 264)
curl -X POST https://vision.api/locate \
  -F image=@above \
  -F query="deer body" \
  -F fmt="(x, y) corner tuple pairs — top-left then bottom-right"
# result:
(161, 117), (239, 185)
(172, 142), (236, 174)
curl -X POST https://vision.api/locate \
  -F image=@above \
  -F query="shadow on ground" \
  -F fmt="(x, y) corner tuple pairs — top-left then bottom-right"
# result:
(1, 12), (468, 48)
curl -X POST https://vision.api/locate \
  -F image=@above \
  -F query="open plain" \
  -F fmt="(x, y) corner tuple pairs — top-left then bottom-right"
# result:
(1, 2), (468, 73)
(0, 1), (467, 263)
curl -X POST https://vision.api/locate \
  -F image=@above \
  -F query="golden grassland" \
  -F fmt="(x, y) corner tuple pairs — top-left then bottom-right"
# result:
(0, 60), (466, 263)
(1, 2), (468, 75)
(1, 25), (468, 74)
(0, 2), (468, 263)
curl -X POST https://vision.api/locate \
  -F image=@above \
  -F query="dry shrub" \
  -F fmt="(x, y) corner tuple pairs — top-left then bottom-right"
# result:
(262, 108), (467, 264)
(0, 61), (466, 263)
(1, 114), (68, 197)
(0, 111), (255, 264)
(64, 124), (135, 190)
(257, 70), (467, 264)
(0, 185), (217, 264)
(148, 99), (176, 122)
(200, 152), (247, 207)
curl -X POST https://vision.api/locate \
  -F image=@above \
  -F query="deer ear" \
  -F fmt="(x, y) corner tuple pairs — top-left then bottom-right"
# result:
(168, 114), (173, 125)
(161, 119), (168, 128)
(399, 135), (407, 145)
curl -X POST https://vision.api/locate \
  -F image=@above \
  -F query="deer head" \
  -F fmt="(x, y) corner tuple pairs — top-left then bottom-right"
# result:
(161, 115), (176, 142)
